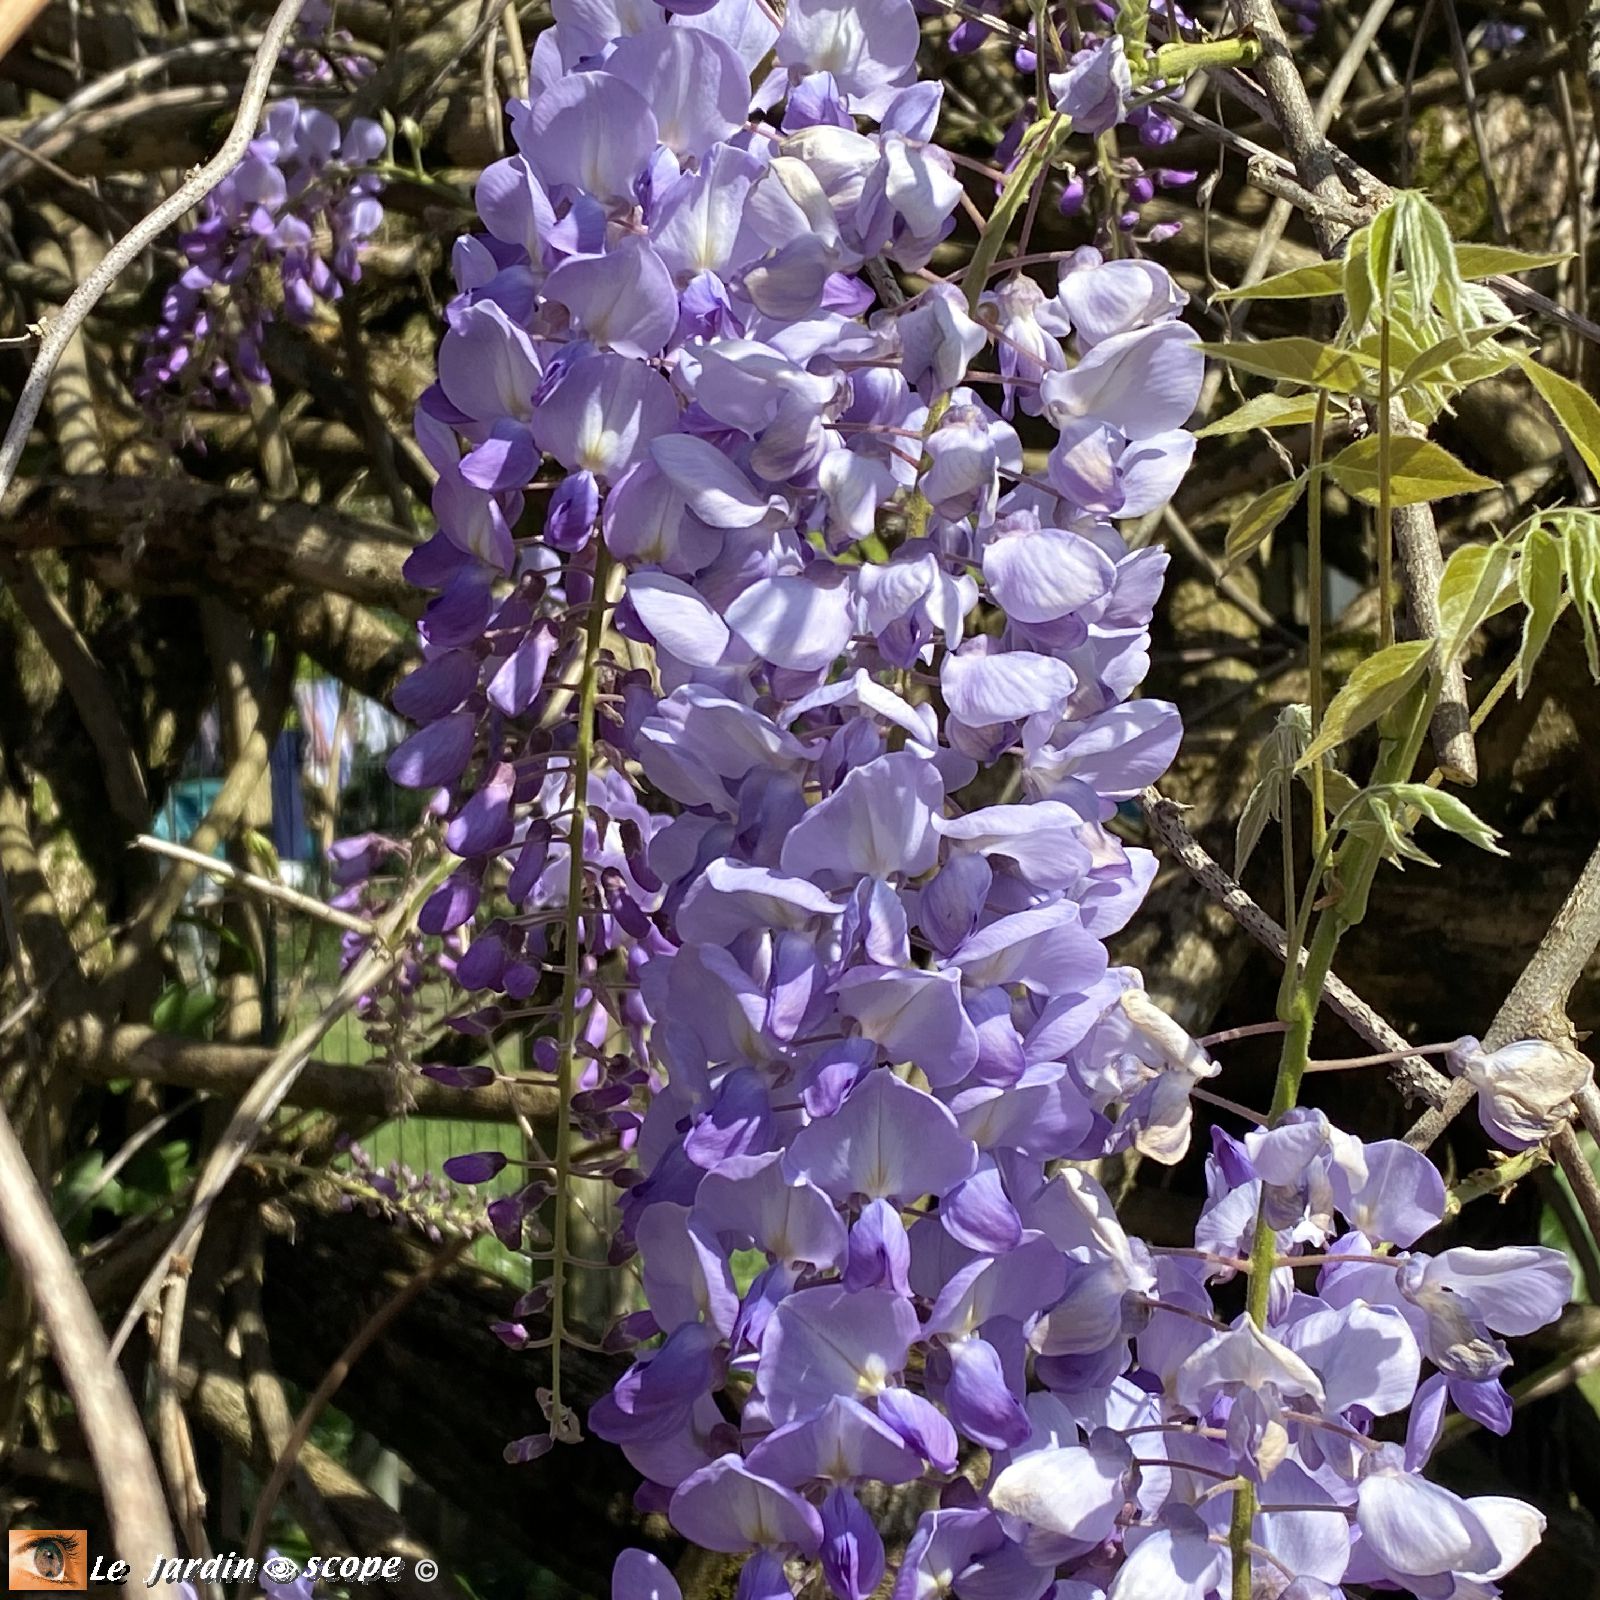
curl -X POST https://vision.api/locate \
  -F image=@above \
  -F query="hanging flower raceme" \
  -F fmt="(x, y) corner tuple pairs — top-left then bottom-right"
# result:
(135, 98), (386, 421)
(369, 1), (1569, 1597)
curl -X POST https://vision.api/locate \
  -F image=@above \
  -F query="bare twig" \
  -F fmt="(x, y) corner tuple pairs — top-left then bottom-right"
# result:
(84, 1026), (560, 1123)
(231, 1218), (347, 1556)
(133, 835), (376, 937)
(154, 1274), (212, 1565)
(0, 1100), (179, 1598)
(1138, 787), (1450, 1107)
(1554, 1126), (1600, 1257)
(1438, 0), (1508, 240)
(1484, 837), (1600, 1052)
(0, 0), (308, 507)
(0, 36), (262, 193)
(107, 645), (295, 999)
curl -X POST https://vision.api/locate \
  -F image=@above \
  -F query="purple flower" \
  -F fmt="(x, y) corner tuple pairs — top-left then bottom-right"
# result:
(1049, 37), (1132, 135)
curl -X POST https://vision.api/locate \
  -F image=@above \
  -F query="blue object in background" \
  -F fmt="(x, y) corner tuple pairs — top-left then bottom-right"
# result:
(270, 728), (312, 862)
(151, 778), (225, 854)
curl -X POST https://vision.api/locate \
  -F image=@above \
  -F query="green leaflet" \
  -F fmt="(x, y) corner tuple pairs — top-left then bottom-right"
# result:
(1395, 322), (1516, 395)
(1455, 244), (1572, 278)
(1235, 704), (1311, 875)
(1297, 638), (1434, 768)
(1198, 338), (1375, 394)
(1326, 436), (1498, 507)
(1518, 352), (1600, 485)
(1388, 782), (1508, 857)
(1516, 523), (1566, 695)
(1560, 513), (1600, 679)
(1436, 539), (1518, 666)
(1194, 392), (1326, 438)
(1210, 261), (1343, 302)
(1221, 476), (1306, 575)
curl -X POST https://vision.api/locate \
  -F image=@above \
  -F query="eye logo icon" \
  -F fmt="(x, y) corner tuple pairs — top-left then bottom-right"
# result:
(8, 1533), (87, 1591)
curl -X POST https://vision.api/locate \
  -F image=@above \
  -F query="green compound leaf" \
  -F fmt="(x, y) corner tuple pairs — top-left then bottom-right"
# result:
(1236, 704), (1311, 875)
(1389, 782), (1508, 856)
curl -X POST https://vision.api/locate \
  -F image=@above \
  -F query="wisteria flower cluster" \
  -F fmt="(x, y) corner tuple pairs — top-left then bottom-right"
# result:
(135, 98), (385, 419)
(356, 1), (1574, 1597)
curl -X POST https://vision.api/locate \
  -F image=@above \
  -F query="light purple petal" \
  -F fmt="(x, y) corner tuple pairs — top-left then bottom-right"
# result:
(515, 70), (658, 201)
(544, 237), (679, 359)
(983, 525), (1116, 624)
(788, 1069), (976, 1202)
(942, 649), (1076, 728)
(757, 1284), (921, 1423)
(532, 352), (678, 478)
(781, 751), (942, 885)
(693, 1151), (848, 1269)
(612, 1550), (683, 1600)
(832, 966), (981, 1085)
(607, 25), (750, 156)
(1355, 1470), (1498, 1578)
(651, 433), (777, 528)
(726, 572), (855, 671)
(670, 1454), (824, 1553)
(746, 1395), (924, 1486)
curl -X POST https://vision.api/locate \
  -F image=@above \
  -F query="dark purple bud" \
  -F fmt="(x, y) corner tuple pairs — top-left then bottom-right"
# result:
(633, 1481), (672, 1515)
(419, 870), (482, 934)
(387, 711), (475, 789)
(507, 823), (553, 904)
(603, 1309), (659, 1351)
(487, 622), (559, 718)
(573, 1081), (633, 1116)
(491, 1321), (530, 1349)
(392, 649), (478, 722)
(487, 1193), (526, 1246)
(446, 761), (517, 857)
(455, 932), (509, 990)
(444, 1150), (508, 1185)
(445, 1005), (503, 1035)
(420, 1063), (498, 1089)
(513, 1284), (552, 1319)
(327, 832), (390, 887)
(601, 868), (654, 939)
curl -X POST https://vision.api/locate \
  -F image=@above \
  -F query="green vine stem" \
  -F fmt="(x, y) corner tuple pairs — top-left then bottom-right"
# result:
(547, 543), (614, 1440)
(1229, 678), (1439, 1598)
(1377, 316), (1395, 651)
(1307, 392), (1329, 855)
(962, 111), (1067, 309)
